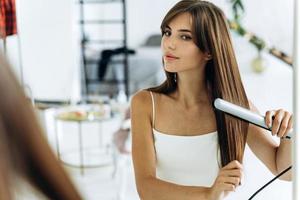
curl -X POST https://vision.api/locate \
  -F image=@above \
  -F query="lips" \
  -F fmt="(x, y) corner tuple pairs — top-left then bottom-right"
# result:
(164, 53), (179, 60)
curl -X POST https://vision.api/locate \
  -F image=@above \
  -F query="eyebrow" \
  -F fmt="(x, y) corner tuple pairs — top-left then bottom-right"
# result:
(166, 25), (192, 33)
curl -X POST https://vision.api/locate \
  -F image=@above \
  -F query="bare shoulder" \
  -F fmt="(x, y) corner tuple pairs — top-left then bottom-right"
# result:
(131, 89), (151, 102)
(131, 90), (153, 114)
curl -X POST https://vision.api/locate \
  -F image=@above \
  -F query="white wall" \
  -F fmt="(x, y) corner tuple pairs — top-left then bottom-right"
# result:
(4, 0), (81, 102)
(126, 0), (231, 47)
(125, 0), (293, 57)
(3, 0), (292, 101)
(242, 0), (294, 55)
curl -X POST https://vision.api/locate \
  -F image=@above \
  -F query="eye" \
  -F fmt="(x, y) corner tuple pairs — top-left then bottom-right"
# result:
(163, 30), (171, 37)
(181, 35), (192, 40)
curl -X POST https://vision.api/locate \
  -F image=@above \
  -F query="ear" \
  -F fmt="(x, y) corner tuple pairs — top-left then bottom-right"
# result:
(205, 52), (212, 60)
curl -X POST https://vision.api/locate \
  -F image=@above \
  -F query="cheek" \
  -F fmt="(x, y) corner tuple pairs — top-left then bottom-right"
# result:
(187, 46), (203, 59)
(181, 49), (203, 66)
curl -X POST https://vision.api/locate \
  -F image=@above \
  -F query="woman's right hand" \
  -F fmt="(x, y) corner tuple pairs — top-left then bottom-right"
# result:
(208, 160), (243, 200)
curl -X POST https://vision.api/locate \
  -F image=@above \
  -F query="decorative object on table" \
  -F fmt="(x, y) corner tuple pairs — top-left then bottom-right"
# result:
(56, 104), (111, 121)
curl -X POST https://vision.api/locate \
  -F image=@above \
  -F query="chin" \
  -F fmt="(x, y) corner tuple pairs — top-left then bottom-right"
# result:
(164, 65), (178, 73)
(165, 68), (177, 73)
(164, 64), (200, 73)
(165, 69), (178, 73)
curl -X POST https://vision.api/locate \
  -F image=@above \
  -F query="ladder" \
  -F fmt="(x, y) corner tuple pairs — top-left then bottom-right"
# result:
(78, 0), (129, 100)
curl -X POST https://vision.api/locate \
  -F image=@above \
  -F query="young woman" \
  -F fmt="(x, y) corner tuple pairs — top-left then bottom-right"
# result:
(131, 0), (293, 199)
(0, 52), (83, 199)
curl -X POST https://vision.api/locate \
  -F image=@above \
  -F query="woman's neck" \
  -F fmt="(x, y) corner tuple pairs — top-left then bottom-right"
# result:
(173, 70), (212, 109)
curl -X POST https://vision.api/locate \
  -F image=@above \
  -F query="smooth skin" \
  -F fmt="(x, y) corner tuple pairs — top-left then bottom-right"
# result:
(131, 12), (292, 200)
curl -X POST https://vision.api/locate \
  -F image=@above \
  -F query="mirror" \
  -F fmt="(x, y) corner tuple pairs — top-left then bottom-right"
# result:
(0, 0), (297, 199)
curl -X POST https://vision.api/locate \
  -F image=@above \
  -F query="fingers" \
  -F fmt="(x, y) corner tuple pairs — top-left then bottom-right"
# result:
(220, 169), (243, 179)
(277, 112), (291, 137)
(265, 109), (293, 137)
(220, 167), (243, 186)
(286, 115), (293, 135)
(265, 110), (276, 128)
(219, 182), (236, 192)
(222, 160), (243, 170)
(271, 109), (285, 136)
(214, 173), (241, 193)
(216, 160), (243, 193)
(220, 176), (240, 187)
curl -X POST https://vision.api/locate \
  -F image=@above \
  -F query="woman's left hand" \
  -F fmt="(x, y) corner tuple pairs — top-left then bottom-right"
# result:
(265, 109), (293, 138)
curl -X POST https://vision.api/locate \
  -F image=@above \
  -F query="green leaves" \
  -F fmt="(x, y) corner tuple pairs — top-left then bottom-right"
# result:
(230, 0), (245, 21)
(228, 0), (265, 52)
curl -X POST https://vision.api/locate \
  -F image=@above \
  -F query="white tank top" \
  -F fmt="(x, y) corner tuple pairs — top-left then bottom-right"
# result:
(150, 91), (221, 187)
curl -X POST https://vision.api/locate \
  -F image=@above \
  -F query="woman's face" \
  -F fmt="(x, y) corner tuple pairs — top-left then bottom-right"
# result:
(161, 12), (209, 73)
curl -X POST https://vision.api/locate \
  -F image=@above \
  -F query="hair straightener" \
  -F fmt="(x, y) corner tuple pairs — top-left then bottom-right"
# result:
(213, 98), (292, 199)
(214, 98), (292, 139)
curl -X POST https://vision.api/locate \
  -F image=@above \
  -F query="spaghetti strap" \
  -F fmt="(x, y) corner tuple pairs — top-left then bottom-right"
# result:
(149, 91), (155, 127)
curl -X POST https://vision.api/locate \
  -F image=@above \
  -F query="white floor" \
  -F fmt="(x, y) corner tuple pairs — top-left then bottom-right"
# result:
(67, 157), (139, 200)
(15, 158), (139, 200)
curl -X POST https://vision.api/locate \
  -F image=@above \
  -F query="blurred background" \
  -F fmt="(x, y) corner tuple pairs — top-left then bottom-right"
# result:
(0, 0), (294, 199)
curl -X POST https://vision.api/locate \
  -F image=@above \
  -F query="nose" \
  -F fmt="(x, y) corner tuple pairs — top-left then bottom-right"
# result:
(163, 36), (176, 50)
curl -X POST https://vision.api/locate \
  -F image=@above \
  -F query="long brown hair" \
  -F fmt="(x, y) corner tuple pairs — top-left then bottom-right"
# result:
(148, 0), (249, 167)
(0, 52), (83, 199)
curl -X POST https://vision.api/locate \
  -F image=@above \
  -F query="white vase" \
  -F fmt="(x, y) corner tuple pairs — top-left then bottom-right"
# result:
(251, 53), (267, 73)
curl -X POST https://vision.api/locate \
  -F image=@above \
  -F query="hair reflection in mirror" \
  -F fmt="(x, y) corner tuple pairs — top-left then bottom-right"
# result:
(0, 52), (83, 200)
